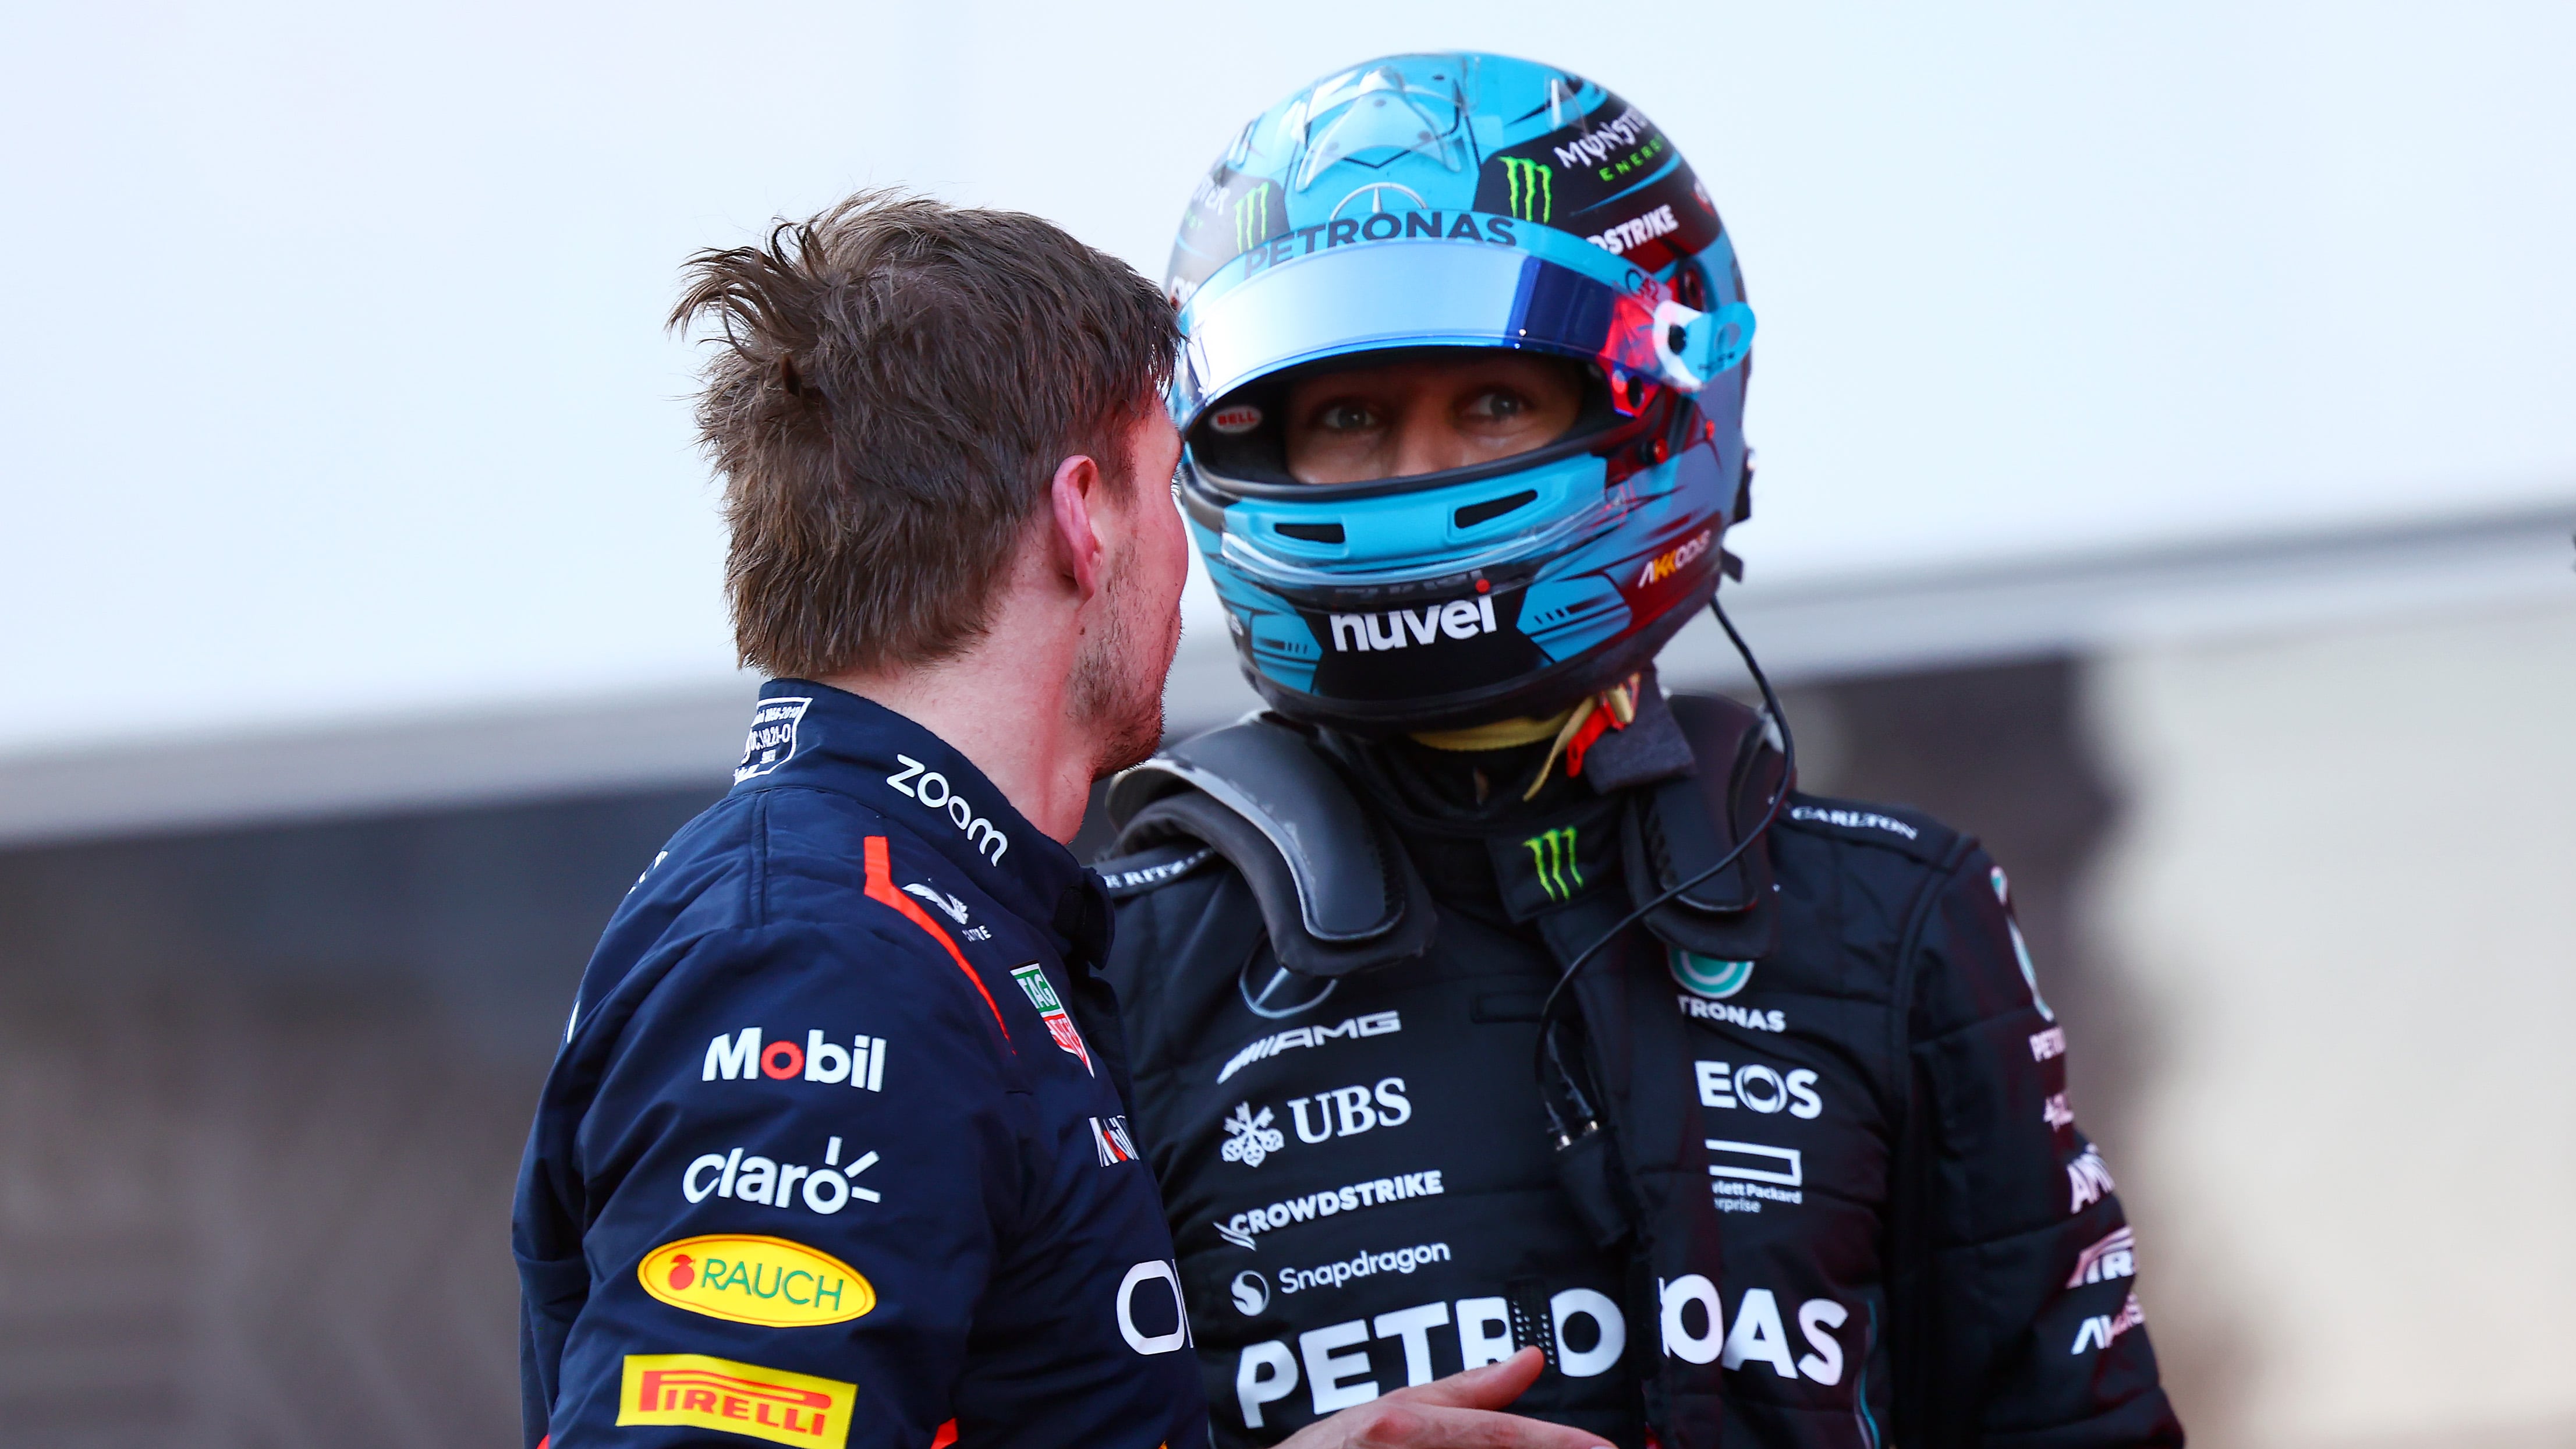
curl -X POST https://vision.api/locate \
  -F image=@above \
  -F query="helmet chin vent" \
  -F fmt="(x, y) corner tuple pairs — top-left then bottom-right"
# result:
(1274, 520), (1345, 544)
(1453, 490), (1538, 529)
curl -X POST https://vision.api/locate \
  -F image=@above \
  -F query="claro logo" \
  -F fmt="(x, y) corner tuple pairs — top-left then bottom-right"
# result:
(1326, 598), (1498, 653)
(885, 755), (1008, 865)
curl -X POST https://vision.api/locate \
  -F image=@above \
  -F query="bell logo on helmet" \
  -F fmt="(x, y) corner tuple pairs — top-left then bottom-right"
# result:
(1327, 597), (1497, 653)
(1210, 404), (1264, 434)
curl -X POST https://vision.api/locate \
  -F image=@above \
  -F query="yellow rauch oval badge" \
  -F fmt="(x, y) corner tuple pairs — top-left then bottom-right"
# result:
(639, 1235), (875, 1327)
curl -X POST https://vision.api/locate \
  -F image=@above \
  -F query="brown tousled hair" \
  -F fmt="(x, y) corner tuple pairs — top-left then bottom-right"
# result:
(671, 192), (1176, 678)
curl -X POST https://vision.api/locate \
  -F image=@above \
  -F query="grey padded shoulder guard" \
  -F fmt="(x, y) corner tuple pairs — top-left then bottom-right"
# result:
(1104, 715), (1436, 978)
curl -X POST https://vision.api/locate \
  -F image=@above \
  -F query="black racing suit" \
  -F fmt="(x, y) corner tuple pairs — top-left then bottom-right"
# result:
(1096, 690), (2181, 1449)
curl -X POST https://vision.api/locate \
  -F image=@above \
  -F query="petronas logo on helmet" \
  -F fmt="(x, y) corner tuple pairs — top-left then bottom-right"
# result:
(1235, 183), (1274, 251)
(1500, 157), (1551, 223)
(1525, 827), (1583, 902)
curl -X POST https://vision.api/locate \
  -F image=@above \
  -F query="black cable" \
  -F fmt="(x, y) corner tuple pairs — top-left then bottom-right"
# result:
(1532, 594), (1797, 1142)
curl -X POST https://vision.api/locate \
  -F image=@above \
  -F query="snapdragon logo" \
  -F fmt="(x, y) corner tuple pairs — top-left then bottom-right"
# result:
(1326, 598), (1498, 653)
(1277, 1242), (1451, 1295)
(886, 755), (1008, 865)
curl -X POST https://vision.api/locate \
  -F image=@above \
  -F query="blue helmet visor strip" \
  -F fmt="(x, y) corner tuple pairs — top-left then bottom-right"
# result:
(1174, 226), (1750, 435)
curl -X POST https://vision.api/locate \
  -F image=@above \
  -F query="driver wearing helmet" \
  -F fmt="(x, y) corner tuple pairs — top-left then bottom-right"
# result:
(1095, 54), (2184, 1449)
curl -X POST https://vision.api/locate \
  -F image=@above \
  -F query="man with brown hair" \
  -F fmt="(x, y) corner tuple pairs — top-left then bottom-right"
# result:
(511, 194), (1603, 1449)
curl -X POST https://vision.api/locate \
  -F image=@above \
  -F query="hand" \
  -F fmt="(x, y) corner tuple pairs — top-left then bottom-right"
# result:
(1271, 1348), (1611, 1449)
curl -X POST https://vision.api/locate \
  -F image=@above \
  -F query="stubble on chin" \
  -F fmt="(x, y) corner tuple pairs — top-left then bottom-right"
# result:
(1072, 570), (1179, 781)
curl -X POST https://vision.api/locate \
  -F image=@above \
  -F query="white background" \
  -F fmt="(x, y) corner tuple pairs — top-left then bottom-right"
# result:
(5, 1), (2571, 757)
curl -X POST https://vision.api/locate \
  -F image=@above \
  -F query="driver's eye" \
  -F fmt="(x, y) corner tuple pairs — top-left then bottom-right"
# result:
(1315, 401), (1380, 432)
(1462, 388), (1529, 422)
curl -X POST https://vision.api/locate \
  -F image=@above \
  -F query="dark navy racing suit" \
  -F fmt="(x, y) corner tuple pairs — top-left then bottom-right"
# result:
(514, 682), (1207, 1449)
(1097, 692), (2181, 1449)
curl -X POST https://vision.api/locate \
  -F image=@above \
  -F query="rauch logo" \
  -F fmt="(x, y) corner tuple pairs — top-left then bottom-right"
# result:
(639, 1234), (874, 1328)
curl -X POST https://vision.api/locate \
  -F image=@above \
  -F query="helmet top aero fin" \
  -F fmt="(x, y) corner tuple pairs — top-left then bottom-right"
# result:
(1167, 52), (1756, 734)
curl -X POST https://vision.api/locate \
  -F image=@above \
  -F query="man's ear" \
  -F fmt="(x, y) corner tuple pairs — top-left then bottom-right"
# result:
(1047, 452), (1107, 600)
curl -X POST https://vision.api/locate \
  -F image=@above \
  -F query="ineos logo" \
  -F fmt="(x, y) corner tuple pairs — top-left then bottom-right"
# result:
(885, 755), (1009, 865)
(1695, 1059), (1823, 1119)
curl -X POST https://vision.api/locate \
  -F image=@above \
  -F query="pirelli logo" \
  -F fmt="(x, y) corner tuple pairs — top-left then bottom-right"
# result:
(619, 1353), (855, 1448)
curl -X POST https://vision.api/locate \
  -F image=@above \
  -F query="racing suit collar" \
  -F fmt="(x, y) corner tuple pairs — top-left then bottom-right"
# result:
(731, 678), (1095, 948)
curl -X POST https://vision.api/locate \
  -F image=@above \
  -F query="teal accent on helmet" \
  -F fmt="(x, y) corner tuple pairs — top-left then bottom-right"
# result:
(1166, 52), (1757, 733)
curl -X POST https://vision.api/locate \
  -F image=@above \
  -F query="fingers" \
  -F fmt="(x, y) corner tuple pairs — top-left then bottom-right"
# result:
(1340, 1403), (1611, 1449)
(1270, 1351), (1610, 1449)
(1372, 1347), (1547, 1411)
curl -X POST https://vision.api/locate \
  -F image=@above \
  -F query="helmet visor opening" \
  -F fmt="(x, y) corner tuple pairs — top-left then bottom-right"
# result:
(1190, 346), (1630, 490)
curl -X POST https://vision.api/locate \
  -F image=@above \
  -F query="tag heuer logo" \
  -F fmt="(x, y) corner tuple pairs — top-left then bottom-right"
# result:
(1670, 949), (1755, 1000)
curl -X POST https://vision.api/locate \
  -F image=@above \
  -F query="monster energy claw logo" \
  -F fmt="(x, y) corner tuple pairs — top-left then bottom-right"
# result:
(1500, 157), (1552, 223)
(1235, 182), (1274, 251)
(1524, 826), (1582, 901)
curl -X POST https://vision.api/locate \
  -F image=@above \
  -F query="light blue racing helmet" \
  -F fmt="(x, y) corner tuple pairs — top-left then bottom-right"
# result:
(1167, 52), (1756, 734)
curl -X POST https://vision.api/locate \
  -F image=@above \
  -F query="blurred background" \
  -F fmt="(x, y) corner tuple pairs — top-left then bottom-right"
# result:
(3, 3), (2571, 1445)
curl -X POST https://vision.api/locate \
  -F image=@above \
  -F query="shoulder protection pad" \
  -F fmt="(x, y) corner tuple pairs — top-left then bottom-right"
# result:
(1623, 693), (1788, 961)
(1106, 717), (1436, 978)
